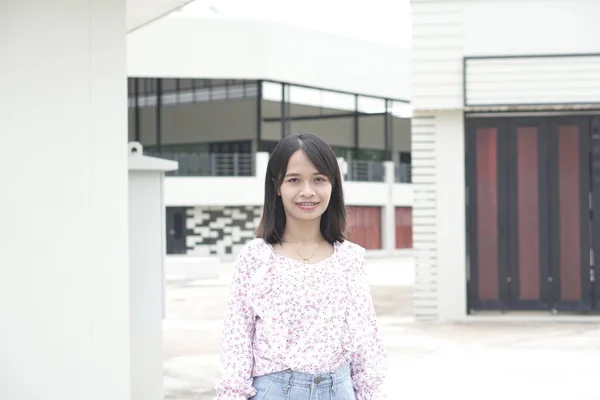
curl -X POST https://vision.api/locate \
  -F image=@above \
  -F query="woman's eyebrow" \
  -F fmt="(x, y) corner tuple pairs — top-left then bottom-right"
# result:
(284, 172), (323, 178)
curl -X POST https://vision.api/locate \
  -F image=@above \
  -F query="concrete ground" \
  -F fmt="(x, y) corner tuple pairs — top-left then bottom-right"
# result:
(163, 257), (600, 400)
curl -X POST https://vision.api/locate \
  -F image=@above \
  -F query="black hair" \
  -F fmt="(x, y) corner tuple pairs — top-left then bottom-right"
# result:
(255, 132), (347, 244)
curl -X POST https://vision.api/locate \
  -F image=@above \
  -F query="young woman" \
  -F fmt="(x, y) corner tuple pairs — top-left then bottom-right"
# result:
(214, 133), (387, 400)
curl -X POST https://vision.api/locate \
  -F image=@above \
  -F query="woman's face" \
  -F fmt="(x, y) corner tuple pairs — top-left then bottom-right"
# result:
(277, 150), (332, 222)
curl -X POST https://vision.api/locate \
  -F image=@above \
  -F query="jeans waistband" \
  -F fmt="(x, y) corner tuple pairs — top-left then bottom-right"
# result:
(267, 363), (350, 388)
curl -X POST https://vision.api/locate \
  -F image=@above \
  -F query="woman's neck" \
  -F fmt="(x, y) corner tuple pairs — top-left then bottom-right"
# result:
(282, 218), (324, 245)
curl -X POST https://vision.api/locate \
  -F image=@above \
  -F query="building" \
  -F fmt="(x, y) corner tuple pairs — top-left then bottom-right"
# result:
(411, 0), (600, 321)
(126, 14), (414, 259)
(3, 1), (197, 399)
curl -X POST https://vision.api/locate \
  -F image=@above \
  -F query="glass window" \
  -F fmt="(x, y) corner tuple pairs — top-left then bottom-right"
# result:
(162, 78), (177, 93)
(356, 149), (385, 161)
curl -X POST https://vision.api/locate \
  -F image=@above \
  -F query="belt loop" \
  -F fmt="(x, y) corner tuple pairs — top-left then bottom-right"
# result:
(282, 370), (292, 394)
(330, 370), (337, 396)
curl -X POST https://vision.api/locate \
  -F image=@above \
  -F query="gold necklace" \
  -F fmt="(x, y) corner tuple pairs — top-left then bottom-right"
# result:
(295, 246), (320, 264)
(281, 239), (321, 264)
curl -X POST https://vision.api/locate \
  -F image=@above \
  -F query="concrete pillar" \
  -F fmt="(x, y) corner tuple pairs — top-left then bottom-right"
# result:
(337, 157), (348, 181)
(435, 111), (467, 321)
(383, 161), (397, 254)
(256, 151), (270, 180)
(0, 1), (130, 399)
(128, 144), (178, 400)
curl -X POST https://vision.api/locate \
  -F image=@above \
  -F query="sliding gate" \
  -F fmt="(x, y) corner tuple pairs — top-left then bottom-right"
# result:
(467, 116), (600, 312)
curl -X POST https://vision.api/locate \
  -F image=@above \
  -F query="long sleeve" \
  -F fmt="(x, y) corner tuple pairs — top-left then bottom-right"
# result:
(349, 255), (388, 400)
(214, 246), (257, 400)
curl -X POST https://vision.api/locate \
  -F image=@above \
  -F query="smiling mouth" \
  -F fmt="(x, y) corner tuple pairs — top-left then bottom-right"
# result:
(296, 202), (319, 210)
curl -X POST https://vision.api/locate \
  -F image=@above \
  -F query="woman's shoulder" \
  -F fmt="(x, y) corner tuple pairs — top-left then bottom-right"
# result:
(336, 240), (366, 270)
(241, 237), (270, 251)
(337, 239), (366, 257)
(234, 238), (272, 273)
(237, 238), (271, 260)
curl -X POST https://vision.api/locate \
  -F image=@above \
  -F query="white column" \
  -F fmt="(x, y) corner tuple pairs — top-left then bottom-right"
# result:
(0, 1), (130, 400)
(128, 149), (178, 400)
(383, 161), (396, 254)
(435, 111), (468, 321)
(411, 113), (439, 321)
(256, 151), (270, 180)
(336, 157), (348, 181)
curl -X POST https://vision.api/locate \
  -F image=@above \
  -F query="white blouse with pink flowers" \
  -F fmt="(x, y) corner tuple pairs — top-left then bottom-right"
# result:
(214, 238), (388, 400)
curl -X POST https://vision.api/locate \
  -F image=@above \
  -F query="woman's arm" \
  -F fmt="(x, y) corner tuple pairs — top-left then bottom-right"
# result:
(349, 251), (388, 400)
(214, 245), (257, 400)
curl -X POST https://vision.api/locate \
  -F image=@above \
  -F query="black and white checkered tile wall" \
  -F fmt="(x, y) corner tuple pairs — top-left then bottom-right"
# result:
(185, 206), (263, 257)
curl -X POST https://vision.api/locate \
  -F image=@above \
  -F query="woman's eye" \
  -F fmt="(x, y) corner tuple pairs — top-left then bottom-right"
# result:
(288, 178), (299, 183)
(315, 177), (327, 182)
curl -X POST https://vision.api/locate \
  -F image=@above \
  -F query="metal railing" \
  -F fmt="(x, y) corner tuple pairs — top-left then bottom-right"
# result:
(346, 160), (385, 182)
(395, 163), (412, 183)
(146, 151), (254, 177)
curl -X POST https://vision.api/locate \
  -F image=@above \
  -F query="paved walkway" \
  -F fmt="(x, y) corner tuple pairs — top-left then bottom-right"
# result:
(163, 257), (600, 400)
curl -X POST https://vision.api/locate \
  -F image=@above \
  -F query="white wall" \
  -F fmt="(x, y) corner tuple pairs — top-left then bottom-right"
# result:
(411, 0), (600, 110)
(410, 110), (467, 321)
(410, 112), (439, 320)
(434, 111), (466, 321)
(1, 1), (131, 399)
(165, 176), (264, 206)
(411, 0), (465, 110)
(465, 55), (600, 106)
(128, 168), (168, 400)
(127, 17), (410, 101)
(393, 183), (413, 207)
(166, 179), (413, 207)
(463, 0), (600, 56)
(163, 153), (413, 207)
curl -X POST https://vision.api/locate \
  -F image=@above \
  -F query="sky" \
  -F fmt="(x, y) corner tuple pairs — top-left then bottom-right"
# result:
(171, 0), (412, 49)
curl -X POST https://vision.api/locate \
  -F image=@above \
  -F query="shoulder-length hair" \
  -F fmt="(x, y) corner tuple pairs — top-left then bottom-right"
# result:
(255, 132), (347, 244)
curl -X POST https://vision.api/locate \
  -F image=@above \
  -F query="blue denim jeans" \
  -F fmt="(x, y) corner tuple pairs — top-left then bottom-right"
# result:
(249, 363), (356, 400)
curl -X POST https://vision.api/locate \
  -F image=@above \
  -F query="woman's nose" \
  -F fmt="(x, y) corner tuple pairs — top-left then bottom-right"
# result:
(300, 182), (316, 196)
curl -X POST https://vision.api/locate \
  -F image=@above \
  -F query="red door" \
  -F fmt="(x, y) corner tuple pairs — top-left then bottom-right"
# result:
(467, 117), (593, 312)
(395, 207), (413, 249)
(347, 206), (382, 250)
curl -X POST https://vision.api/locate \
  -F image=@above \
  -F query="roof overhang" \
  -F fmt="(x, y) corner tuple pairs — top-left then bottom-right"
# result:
(127, 17), (411, 101)
(127, 0), (197, 32)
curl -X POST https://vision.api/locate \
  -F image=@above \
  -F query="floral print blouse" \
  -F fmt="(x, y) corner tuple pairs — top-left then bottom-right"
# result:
(214, 238), (387, 400)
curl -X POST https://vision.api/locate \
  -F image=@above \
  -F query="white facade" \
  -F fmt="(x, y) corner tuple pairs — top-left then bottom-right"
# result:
(128, 150), (178, 400)
(164, 152), (413, 258)
(127, 16), (410, 101)
(410, 0), (600, 321)
(165, 153), (413, 207)
(0, 0), (189, 399)
(465, 55), (600, 106)
(126, 14), (412, 156)
(125, 13), (414, 259)
(411, 0), (600, 110)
